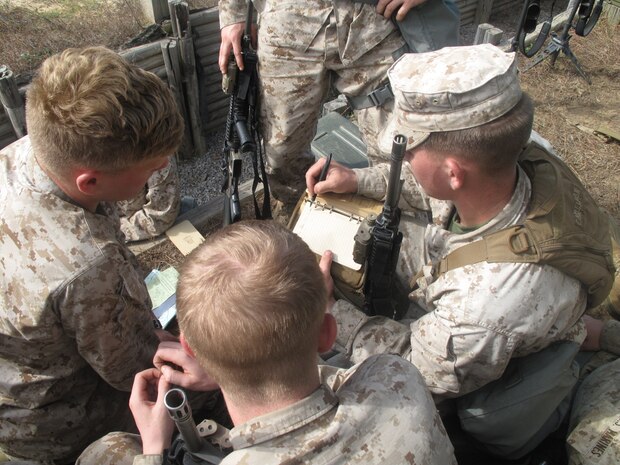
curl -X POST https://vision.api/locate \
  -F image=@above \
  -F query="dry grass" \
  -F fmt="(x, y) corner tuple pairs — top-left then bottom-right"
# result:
(0, 0), (217, 76)
(518, 19), (620, 223)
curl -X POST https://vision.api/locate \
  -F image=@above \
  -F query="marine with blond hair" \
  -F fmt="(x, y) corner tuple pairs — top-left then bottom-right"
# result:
(0, 46), (184, 463)
(78, 220), (457, 465)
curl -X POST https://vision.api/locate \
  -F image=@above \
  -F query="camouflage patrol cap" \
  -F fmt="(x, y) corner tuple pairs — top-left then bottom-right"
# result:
(378, 44), (522, 154)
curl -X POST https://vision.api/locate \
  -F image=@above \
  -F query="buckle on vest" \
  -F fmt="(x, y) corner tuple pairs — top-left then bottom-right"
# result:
(508, 230), (533, 255)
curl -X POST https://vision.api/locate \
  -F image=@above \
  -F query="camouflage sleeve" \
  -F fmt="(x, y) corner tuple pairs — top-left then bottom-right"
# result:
(408, 312), (512, 399)
(56, 253), (159, 391)
(332, 299), (414, 361)
(600, 319), (620, 355)
(218, 0), (250, 28)
(332, 298), (511, 399)
(354, 161), (434, 211)
(118, 159), (181, 242)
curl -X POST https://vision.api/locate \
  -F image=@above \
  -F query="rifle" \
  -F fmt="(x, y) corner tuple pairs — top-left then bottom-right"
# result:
(221, 0), (271, 226)
(163, 388), (230, 465)
(353, 134), (406, 319)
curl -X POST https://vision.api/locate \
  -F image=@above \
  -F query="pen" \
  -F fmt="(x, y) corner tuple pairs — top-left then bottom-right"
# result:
(312, 153), (332, 202)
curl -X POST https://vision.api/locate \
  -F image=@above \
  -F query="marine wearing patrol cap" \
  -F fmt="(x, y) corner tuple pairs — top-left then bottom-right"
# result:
(378, 44), (522, 154)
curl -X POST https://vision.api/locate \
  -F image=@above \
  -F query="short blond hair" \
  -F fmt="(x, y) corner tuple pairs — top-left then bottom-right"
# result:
(418, 94), (534, 176)
(177, 220), (327, 403)
(26, 46), (183, 174)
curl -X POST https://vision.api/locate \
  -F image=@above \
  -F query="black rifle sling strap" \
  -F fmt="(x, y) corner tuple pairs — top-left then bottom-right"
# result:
(575, 0), (604, 37)
(515, 0), (555, 57)
(251, 120), (271, 220)
(239, 1), (270, 221)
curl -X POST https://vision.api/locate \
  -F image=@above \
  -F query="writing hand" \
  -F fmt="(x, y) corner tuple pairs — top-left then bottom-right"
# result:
(305, 158), (358, 197)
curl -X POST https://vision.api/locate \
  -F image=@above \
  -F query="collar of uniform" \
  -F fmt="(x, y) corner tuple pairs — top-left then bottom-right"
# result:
(20, 136), (77, 206)
(229, 384), (338, 449)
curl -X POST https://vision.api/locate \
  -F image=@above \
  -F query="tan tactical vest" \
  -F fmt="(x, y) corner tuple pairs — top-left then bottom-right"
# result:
(435, 143), (619, 313)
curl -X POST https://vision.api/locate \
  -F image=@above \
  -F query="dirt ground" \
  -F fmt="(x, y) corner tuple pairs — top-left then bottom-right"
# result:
(517, 19), (620, 224)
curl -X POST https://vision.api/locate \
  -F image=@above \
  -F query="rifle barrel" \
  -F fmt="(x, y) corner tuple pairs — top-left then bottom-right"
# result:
(383, 134), (407, 216)
(164, 388), (204, 453)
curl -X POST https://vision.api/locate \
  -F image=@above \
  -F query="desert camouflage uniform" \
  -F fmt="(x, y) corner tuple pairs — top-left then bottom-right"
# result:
(116, 157), (180, 242)
(567, 357), (620, 465)
(78, 354), (457, 465)
(0, 137), (160, 463)
(333, 143), (587, 399)
(330, 142), (590, 457)
(219, 0), (406, 200)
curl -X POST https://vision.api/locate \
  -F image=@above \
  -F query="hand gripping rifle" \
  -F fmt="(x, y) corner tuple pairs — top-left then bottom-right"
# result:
(353, 135), (406, 319)
(221, 1), (271, 226)
(163, 388), (230, 465)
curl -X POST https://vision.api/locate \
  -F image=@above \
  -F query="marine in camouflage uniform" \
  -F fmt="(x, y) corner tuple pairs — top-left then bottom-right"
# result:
(116, 156), (181, 242)
(218, 0), (407, 202)
(0, 137), (160, 463)
(78, 220), (455, 465)
(78, 355), (457, 465)
(0, 47), (183, 464)
(308, 45), (612, 459)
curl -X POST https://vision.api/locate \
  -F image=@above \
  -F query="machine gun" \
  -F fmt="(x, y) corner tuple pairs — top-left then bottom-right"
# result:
(353, 134), (406, 319)
(163, 388), (230, 465)
(221, 1), (271, 226)
(519, 0), (604, 84)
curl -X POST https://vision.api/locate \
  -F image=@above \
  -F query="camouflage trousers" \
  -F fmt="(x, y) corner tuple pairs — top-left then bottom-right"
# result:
(567, 356), (620, 465)
(257, 11), (404, 202)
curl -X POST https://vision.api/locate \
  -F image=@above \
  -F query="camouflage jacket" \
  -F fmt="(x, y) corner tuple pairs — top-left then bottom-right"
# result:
(116, 156), (180, 242)
(332, 140), (587, 400)
(134, 354), (456, 465)
(218, 0), (396, 66)
(0, 137), (160, 462)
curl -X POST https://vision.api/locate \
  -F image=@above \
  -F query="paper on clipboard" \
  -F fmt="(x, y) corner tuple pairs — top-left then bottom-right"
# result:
(292, 201), (363, 270)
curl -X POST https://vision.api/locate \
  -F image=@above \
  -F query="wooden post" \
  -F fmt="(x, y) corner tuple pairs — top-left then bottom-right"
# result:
(474, 0), (495, 26)
(0, 66), (27, 138)
(139, 0), (169, 24)
(483, 26), (503, 45)
(169, 0), (206, 158)
(474, 23), (493, 44)
(161, 39), (194, 159)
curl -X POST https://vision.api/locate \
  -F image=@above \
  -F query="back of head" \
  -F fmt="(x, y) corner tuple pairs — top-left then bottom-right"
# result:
(177, 220), (327, 403)
(379, 44), (534, 175)
(26, 46), (184, 175)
